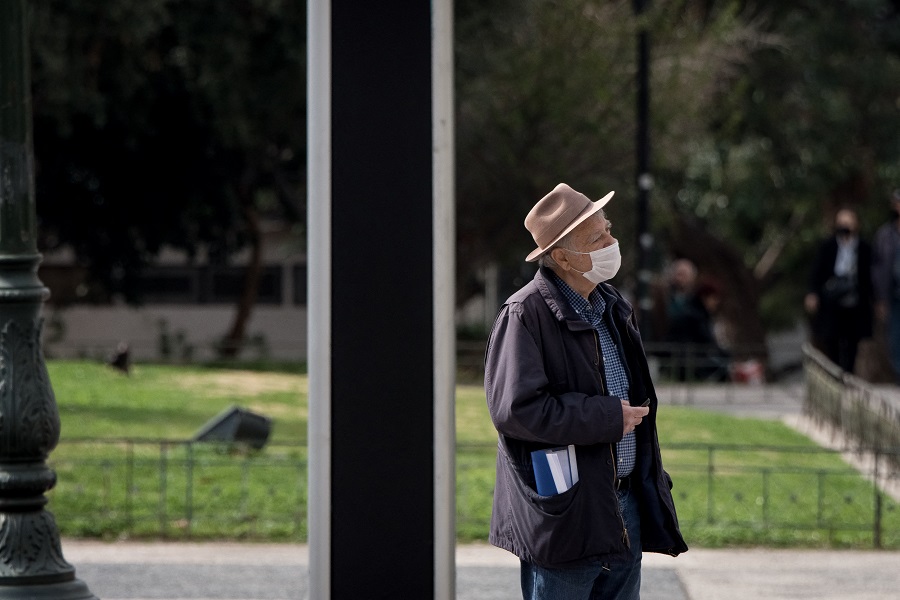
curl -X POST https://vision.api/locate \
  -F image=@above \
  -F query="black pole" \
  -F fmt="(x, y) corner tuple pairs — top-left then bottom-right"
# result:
(0, 2), (96, 597)
(634, 0), (654, 339)
(329, 2), (435, 597)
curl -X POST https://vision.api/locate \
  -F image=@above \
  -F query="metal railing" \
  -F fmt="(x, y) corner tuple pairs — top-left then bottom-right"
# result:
(45, 344), (898, 546)
(804, 343), (900, 464)
(458, 339), (801, 384)
(48, 437), (900, 548)
(49, 439), (307, 540)
(457, 442), (900, 548)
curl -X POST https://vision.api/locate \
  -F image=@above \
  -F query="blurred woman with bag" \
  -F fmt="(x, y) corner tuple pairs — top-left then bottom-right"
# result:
(805, 208), (874, 374)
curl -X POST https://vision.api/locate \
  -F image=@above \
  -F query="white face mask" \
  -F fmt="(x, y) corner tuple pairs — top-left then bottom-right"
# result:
(569, 242), (622, 284)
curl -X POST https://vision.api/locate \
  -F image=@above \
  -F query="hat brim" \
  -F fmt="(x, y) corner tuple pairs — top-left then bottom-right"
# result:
(525, 191), (614, 262)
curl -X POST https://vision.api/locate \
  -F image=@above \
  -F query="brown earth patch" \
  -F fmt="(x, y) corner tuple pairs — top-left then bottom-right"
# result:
(175, 371), (306, 398)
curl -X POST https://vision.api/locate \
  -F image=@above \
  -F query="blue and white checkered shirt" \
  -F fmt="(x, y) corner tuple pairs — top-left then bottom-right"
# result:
(552, 274), (636, 478)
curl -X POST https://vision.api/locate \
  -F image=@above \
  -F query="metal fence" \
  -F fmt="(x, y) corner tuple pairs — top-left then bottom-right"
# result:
(803, 343), (900, 468)
(49, 439), (307, 540)
(456, 441), (900, 548)
(657, 443), (900, 548)
(458, 339), (801, 385)
(44, 342), (900, 547)
(49, 436), (900, 548)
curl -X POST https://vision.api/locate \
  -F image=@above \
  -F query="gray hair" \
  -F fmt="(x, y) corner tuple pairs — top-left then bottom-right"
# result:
(537, 230), (576, 269)
(536, 211), (605, 269)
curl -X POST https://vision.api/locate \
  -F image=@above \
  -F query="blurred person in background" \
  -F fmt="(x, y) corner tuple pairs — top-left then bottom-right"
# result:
(693, 280), (731, 380)
(872, 189), (900, 381)
(652, 259), (728, 381)
(805, 207), (873, 374)
(661, 260), (702, 346)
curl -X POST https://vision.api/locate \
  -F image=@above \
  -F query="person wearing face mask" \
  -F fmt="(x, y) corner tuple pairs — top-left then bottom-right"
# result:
(484, 183), (687, 600)
(805, 207), (874, 374)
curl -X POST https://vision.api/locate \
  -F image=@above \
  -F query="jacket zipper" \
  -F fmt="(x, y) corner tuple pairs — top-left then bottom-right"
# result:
(594, 329), (630, 549)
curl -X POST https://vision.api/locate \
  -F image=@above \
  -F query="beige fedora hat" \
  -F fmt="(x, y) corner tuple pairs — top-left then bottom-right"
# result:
(524, 183), (615, 262)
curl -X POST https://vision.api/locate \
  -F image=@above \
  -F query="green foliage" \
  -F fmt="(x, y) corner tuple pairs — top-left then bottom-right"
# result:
(456, 0), (637, 270)
(456, 0), (900, 340)
(662, 0), (900, 327)
(30, 0), (306, 301)
(29, 0), (900, 342)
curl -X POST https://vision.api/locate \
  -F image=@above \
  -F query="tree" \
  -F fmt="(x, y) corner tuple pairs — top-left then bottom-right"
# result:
(31, 0), (900, 370)
(455, 0), (900, 374)
(30, 0), (306, 357)
(655, 0), (900, 357)
(456, 0), (636, 298)
(455, 0), (767, 339)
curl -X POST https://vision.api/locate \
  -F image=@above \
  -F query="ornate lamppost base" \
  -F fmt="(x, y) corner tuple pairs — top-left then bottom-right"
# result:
(0, 512), (97, 599)
(0, 579), (97, 600)
(0, 2), (100, 598)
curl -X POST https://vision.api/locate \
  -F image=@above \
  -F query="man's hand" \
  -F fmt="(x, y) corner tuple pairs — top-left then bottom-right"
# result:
(621, 400), (649, 436)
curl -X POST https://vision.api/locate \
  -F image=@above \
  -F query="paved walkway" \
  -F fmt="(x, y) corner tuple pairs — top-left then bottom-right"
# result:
(654, 381), (806, 418)
(62, 539), (900, 600)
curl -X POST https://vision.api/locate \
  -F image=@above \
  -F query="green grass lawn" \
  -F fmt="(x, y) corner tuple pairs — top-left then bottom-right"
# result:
(454, 382), (900, 548)
(50, 361), (308, 442)
(43, 361), (900, 547)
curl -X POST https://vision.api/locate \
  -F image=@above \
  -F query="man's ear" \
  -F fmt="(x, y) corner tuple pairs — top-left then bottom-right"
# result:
(549, 247), (569, 269)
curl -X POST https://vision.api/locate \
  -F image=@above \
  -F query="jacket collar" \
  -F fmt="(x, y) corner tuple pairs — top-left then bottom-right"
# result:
(536, 267), (626, 328)
(535, 268), (572, 322)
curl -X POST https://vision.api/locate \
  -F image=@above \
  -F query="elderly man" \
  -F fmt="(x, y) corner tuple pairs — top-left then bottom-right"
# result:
(484, 183), (687, 599)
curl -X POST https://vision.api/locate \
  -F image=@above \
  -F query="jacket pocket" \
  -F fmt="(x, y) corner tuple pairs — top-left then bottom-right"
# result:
(499, 445), (622, 567)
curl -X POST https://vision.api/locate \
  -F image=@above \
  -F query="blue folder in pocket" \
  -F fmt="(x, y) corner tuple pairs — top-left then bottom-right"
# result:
(531, 445), (578, 495)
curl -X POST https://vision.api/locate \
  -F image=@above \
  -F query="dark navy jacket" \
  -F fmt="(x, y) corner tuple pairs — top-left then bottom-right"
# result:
(484, 268), (687, 567)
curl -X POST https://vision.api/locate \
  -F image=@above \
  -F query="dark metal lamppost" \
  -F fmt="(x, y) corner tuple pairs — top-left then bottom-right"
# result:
(0, 1), (96, 597)
(634, 0), (654, 339)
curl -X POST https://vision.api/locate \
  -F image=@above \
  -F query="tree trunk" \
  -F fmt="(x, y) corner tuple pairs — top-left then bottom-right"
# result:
(220, 183), (263, 359)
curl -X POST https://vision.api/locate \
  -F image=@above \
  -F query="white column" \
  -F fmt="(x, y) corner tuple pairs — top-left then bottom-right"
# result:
(432, 1), (456, 599)
(306, 0), (331, 597)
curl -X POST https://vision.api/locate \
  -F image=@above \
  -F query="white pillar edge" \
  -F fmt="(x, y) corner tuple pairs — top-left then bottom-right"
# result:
(432, 1), (456, 599)
(307, 0), (331, 598)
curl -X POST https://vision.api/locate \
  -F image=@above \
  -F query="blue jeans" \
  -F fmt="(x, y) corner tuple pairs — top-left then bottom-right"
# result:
(520, 489), (642, 600)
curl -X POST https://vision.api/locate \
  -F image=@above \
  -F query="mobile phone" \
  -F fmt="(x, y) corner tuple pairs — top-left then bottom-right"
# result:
(639, 399), (651, 407)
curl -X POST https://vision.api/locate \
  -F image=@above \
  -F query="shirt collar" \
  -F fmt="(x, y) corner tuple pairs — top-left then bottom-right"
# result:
(549, 271), (605, 318)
